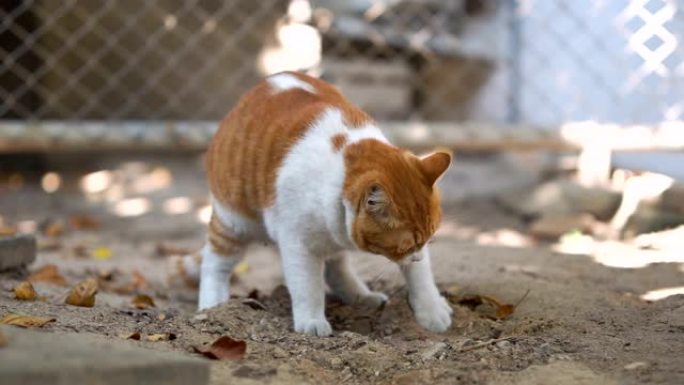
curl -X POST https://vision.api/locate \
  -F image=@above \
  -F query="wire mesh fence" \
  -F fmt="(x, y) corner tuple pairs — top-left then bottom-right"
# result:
(1, 0), (683, 128)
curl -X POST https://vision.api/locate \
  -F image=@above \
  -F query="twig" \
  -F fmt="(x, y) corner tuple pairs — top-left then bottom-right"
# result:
(514, 289), (531, 308)
(458, 336), (518, 353)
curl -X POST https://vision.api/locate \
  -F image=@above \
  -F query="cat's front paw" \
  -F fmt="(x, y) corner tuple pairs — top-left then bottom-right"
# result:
(295, 317), (333, 337)
(410, 293), (453, 333)
(358, 291), (389, 310)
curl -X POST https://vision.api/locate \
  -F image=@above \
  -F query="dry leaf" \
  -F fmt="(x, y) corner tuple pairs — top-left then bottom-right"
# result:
(0, 329), (7, 347)
(122, 331), (141, 340)
(193, 336), (247, 360)
(456, 293), (519, 320)
(495, 304), (516, 320)
(147, 333), (176, 342)
(132, 271), (148, 289)
(13, 281), (38, 301)
(155, 242), (191, 257)
(69, 214), (100, 230)
(92, 246), (112, 260)
(28, 264), (68, 286)
(112, 271), (148, 294)
(43, 222), (65, 237)
(1, 313), (55, 328)
(38, 238), (62, 252)
(72, 244), (90, 258)
(65, 278), (98, 307)
(96, 268), (117, 282)
(234, 261), (249, 275)
(0, 224), (17, 237)
(132, 294), (156, 309)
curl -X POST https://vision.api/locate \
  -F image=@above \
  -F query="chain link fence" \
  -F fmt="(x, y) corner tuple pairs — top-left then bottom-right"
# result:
(1, 0), (683, 129)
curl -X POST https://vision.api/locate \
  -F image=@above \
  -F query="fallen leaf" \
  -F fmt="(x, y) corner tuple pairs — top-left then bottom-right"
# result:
(495, 304), (516, 320)
(0, 329), (7, 347)
(443, 285), (462, 302)
(455, 293), (521, 320)
(96, 268), (117, 282)
(38, 239), (62, 252)
(0, 224), (17, 237)
(112, 271), (148, 294)
(147, 333), (176, 342)
(13, 281), (38, 301)
(28, 264), (68, 286)
(122, 331), (141, 340)
(193, 336), (247, 360)
(92, 246), (112, 260)
(132, 294), (156, 309)
(65, 278), (98, 307)
(155, 242), (191, 257)
(72, 244), (90, 258)
(69, 214), (101, 230)
(43, 222), (65, 237)
(241, 298), (266, 311)
(132, 271), (148, 289)
(1, 313), (55, 328)
(247, 289), (261, 300)
(234, 261), (249, 275)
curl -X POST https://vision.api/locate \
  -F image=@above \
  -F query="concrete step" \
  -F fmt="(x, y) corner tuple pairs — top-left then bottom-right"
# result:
(0, 326), (208, 385)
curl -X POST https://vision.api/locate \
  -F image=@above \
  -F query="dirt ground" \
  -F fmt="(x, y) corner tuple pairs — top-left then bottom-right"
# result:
(1, 153), (683, 384)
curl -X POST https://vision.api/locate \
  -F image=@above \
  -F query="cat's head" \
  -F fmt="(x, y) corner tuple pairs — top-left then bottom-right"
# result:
(343, 140), (451, 262)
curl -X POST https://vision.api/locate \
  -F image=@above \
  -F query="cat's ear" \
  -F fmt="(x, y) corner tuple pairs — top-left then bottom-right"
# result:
(420, 150), (451, 186)
(365, 183), (390, 220)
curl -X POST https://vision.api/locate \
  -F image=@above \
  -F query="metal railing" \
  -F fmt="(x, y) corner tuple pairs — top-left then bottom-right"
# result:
(1, 0), (683, 149)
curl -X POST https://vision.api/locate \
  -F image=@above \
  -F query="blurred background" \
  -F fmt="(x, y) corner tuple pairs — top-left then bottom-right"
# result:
(0, 0), (683, 298)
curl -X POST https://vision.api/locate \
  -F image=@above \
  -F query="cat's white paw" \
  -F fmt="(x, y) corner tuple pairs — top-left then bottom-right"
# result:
(357, 291), (389, 310)
(410, 293), (453, 333)
(295, 317), (333, 337)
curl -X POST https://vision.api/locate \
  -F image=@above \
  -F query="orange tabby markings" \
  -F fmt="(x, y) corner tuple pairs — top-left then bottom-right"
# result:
(343, 139), (447, 261)
(331, 133), (348, 152)
(207, 214), (242, 256)
(206, 71), (371, 217)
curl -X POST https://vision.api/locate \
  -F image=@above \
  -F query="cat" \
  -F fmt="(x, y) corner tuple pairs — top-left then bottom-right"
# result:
(173, 71), (453, 336)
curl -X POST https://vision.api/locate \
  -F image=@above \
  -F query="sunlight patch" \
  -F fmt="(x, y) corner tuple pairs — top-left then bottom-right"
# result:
(641, 287), (684, 301)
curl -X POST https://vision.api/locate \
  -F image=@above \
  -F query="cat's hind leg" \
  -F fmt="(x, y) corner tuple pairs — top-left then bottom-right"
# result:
(197, 207), (251, 310)
(325, 253), (388, 310)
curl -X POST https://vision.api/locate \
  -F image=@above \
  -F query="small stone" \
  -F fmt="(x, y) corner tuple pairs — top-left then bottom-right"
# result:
(496, 340), (512, 350)
(0, 326), (208, 385)
(329, 357), (343, 369)
(272, 347), (288, 359)
(529, 214), (595, 240)
(624, 361), (648, 371)
(420, 342), (448, 361)
(192, 314), (209, 322)
(0, 234), (36, 271)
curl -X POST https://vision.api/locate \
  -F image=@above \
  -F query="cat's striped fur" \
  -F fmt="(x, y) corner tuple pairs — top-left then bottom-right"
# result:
(172, 71), (453, 336)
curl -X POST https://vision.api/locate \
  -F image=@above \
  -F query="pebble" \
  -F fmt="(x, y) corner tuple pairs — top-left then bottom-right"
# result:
(624, 361), (648, 371)
(329, 357), (343, 369)
(420, 342), (448, 361)
(272, 347), (289, 359)
(496, 340), (512, 350)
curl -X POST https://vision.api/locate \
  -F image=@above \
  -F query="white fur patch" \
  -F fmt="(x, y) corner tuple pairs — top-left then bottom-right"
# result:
(212, 199), (268, 241)
(267, 73), (315, 94)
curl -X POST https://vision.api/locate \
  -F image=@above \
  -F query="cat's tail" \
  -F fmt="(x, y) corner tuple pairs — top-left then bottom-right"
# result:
(166, 253), (201, 297)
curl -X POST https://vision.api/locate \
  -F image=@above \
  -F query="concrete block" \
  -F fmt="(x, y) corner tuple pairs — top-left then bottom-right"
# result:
(0, 326), (209, 385)
(0, 234), (36, 271)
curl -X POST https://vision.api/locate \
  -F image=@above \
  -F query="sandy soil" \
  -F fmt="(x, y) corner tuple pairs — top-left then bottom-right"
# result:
(0, 153), (682, 384)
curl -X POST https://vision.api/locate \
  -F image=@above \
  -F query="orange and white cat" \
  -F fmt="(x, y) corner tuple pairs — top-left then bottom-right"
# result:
(188, 71), (452, 336)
